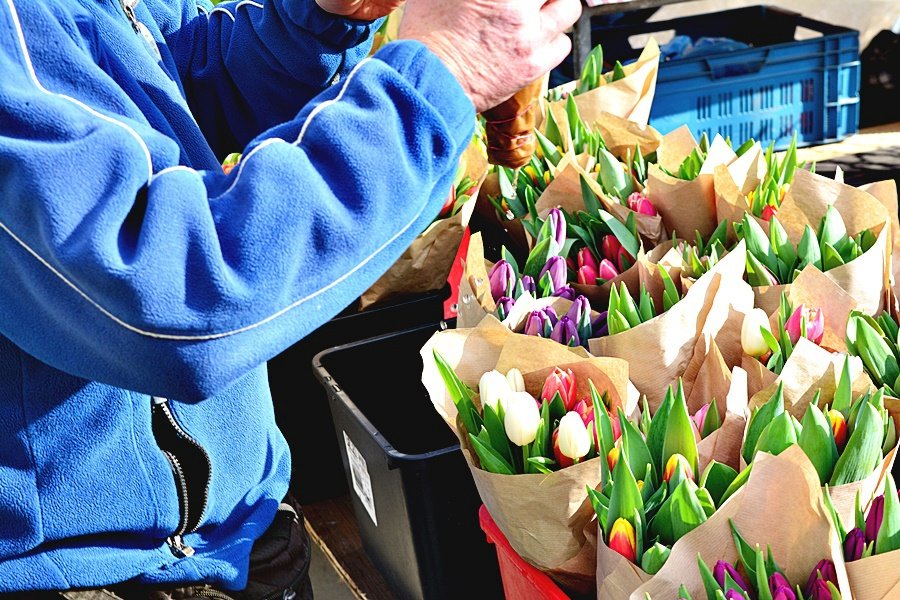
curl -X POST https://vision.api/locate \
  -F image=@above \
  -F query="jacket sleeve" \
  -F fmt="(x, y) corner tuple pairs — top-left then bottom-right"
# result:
(0, 2), (474, 401)
(157, 0), (383, 155)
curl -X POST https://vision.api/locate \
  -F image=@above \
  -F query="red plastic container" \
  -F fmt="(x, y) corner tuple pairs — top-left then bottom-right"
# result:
(479, 505), (571, 600)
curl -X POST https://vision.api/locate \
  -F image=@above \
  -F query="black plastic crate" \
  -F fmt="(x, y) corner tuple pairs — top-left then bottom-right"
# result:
(268, 287), (448, 504)
(313, 324), (503, 600)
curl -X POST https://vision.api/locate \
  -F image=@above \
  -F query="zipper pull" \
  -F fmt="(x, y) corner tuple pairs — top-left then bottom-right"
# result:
(119, 0), (141, 34)
(167, 535), (195, 558)
(152, 396), (169, 406)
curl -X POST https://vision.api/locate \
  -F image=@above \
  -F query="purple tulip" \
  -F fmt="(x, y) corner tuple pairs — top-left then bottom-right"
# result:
(769, 573), (796, 600)
(524, 311), (551, 338)
(488, 260), (516, 302)
(566, 295), (593, 343)
(550, 316), (580, 347)
(866, 495), (885, 544)
(809, 579), (834, 600)
(520, 275), (536, 295)
(543, 306), (559, 327)
(844, 527), (866, 561)
(546, 208), (566, 251)
(805, 560), (838, 598)
(592, 311), (609, 338)
(724, 591), (745, 600)
(714, 561), (749, 593)
(540, 256), (567, 295)
(553, 286), (577, 301)
(496, 296), (515, 321)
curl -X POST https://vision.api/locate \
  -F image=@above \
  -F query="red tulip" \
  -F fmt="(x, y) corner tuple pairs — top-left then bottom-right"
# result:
(578, 247), (599, 272)
(761, 204), (778, 222)
(609, 518), (636, 562)
(578, 264), (598, 286)
(827, 409), (848, 450)
(601, 235), (622, 263)
(541, 367), (577, 411)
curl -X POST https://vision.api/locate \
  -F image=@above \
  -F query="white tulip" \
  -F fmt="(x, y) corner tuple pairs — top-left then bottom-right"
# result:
(741, 308), (772, 357)
(479, 370), (511, 412)
(503, 392), (541, 447)
(557, 412), (591, 460)
(506, 368), (526, 393)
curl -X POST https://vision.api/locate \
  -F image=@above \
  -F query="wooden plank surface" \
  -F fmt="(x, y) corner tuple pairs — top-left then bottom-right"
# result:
(304, 495), (396, 600)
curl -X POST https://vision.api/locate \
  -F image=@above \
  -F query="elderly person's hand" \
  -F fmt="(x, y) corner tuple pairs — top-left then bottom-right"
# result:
(399, 0), (582, 112)
(315, 0), (403, 20)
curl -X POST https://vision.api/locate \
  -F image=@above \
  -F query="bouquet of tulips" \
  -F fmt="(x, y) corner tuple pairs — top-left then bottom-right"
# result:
(682, 521), (845, 600)
(740, 295), (826, 376)
(421, 318), (636, 592)
(542, 38), (660, 136)
(847, 311), (900, 396)
(829, 480), (900, 599)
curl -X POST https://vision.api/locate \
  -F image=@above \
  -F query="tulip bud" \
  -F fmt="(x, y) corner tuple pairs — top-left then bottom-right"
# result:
(545, 208), (566, 252)
(809, 580), (833, 600)
(769, 572), (796, 599)
(607, 446), (620, 472)
(503, 392), (541, 446)
(552, 429), (574, 469)
(553, 286), (577, 301)
(496, 296), (515, 321)
(608, 518), (637, 562)
(506, 368), (525, 393)
(577, 247), (599, 272)
(785, 304), (825, 345)
(597, 259), (620, 282)
(602, 235), (622, 263)
(566, 295), (593, 343)
(573, 399), (595, 426)
(866, 495), (885, 544)
(488, 260), (516, 303)
(551, 316), (580, 347)
(540, 256), (567, 294)
(627, 192), (658, 216)
(478, 370), (511, 412)
(844, 527), (866, 561)
(543, 306), (559, 327)
(541, 367), (577, 411)
(691, 403), (711, 435)
(724, 591), (746, 600)
(641, 543), (671, 575)
(610, 411), (622, 441)
(663, 453), (694, 483)
(616, 246), (635, 273)
(521, 275), (536, 295)
(714, 561), (750, 593)
(741, 308), (772, 357)
(578, 264), (598, 286)
(827, 409), (848, 450)
(523, 310), (551, 338)
(557, 412), (592, 460)
(805, 559), (838, 598)
(761, 204), (778, 222)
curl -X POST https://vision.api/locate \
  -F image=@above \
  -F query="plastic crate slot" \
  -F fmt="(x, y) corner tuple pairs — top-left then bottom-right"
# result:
(802, 78), (815, 103)
(717, 92), (733, 117)
(739, 89), (753, 113)
(760, 85), (775, 110)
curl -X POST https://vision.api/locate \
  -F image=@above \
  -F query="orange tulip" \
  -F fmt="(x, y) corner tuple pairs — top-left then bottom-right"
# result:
(663, 453), (694, 483)
(827, 409), (848, 449)
(607, 446), (620, 472)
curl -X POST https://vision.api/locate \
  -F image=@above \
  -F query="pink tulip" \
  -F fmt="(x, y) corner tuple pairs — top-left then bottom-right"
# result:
(578, 247), (599, 272)
(541, 367), (577, 411)
(597, 259), (620, 282)
(627, 192), (657, 216)
(578, 264), (598, 286)
(785, 304), (825, 345)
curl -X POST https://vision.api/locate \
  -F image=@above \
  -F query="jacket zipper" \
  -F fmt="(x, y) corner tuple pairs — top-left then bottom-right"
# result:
(152, 396), (212, 558)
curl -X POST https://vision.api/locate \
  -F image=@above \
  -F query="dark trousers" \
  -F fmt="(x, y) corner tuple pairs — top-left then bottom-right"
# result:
(3, 495), (313, 600)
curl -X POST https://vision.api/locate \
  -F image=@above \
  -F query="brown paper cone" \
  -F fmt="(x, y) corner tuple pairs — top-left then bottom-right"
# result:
(694, 359), (749, 473)
(846, 548), (900, 600)
(590, 243), (749, 411)
(544, 39), (660, 138)
(593, 112), (662, 161)
(787, 265), (859, 353)
(631, 446), (851, 600)
(483, 78), (545, 168)
(742, 354), (778, 399)
(829, 447), (898, 531)
(859, 179), (900, 312)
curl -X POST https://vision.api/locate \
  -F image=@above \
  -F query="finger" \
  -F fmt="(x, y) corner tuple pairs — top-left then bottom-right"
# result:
(540, 0), (582, 37)
(536, 32), (573, 75)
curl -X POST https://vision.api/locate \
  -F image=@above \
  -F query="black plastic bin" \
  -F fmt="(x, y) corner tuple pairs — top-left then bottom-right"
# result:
(313, 323), (503, 600)
(268, 287), (448, 504)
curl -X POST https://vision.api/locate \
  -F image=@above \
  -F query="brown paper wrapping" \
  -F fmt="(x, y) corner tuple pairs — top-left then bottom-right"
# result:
(360, 142), (487, 308)
(543, 39), (660, 135)
(646, 131), (737, 239)
(828, 447), (897, 530)
(593, 112), (663, 161)
(690, 356), (749, 473)
(859, 179), (899, 312)
(596, 533), (653, 600)
(483, 78), (545, 168)
(421, 319), (635, 584)
(847, 548), (900, 600)
(589, 242), (751, 411)
(631, 446), (852, 600)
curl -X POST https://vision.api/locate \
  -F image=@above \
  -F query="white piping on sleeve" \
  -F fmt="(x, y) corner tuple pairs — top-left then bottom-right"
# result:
(0, 2), (424, 342)
(208, 0), (262, 22)
(4, 0), (154, 183)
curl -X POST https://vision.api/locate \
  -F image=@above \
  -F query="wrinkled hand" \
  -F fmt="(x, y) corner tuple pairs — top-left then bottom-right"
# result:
(315, 0), (404, 21)
(399, 0), (581, 112)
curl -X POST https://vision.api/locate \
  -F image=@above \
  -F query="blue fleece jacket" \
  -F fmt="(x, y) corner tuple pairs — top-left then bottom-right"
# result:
(0, 0), (474, 591)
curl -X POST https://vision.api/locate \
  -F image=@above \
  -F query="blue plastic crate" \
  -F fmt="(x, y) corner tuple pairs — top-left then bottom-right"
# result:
(583, 6), (860, 149)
